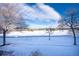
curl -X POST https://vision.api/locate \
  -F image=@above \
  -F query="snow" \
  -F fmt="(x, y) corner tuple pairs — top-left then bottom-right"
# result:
(0, 35), (79, 56)
(0, 30), (69, 37)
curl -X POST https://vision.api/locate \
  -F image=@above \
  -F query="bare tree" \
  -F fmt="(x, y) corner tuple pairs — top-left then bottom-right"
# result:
(59, 8), (79, 45)
(0, 3), (27, 46)
(46, 27), (53, 40)
(48, 28), (52, 40)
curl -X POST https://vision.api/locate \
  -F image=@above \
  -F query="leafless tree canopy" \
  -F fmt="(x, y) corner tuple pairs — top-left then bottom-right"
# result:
(58, 8), (79, 28)
(0, 3), (26, 31)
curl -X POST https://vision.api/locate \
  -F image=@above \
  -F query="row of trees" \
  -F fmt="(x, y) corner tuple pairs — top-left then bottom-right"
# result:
(0, 4), (79, 46)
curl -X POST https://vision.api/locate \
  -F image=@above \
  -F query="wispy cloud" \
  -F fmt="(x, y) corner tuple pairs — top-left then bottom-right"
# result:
(36, 3), (61, 21)
(19, 3), (62, 28)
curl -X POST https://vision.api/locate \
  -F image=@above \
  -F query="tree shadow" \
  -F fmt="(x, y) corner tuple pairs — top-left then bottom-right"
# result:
(0, 42), (14, 47)
(0, 50), (14, 56)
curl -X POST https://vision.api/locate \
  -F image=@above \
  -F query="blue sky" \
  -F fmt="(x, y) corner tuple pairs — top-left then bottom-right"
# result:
(45, 3), (79, 15)
(23, 3), (79, 28)
(27, 3), (79, 15)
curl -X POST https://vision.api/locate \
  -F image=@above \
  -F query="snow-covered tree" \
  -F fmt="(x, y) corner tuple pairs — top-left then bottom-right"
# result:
(0, 3), (28, 46)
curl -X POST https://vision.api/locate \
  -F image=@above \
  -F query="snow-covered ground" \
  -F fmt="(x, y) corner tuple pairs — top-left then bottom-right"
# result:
(8, 30), (68, 36)
(0, 30), (69, 37)
(0, 35), (79, 56)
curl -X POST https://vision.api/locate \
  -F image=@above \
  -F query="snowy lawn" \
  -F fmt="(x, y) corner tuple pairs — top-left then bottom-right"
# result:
(0, 35), (79, 56)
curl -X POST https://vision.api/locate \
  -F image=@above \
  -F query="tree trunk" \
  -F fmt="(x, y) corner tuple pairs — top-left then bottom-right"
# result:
(49, 31), (50, 40)
(71, 26), (76, 45)
(48, 28), (51, 40)
(2, 29), (7, 46)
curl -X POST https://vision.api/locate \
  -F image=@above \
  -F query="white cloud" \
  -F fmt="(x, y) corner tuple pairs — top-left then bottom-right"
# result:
(20, 3), (61, 21)
(19, 3), (62, 28)
(36, 3), (61, 21)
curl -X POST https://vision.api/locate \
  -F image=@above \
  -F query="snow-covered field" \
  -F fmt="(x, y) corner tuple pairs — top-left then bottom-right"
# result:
(0, 35), (79, 56)
(0, 30), (69, 37)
